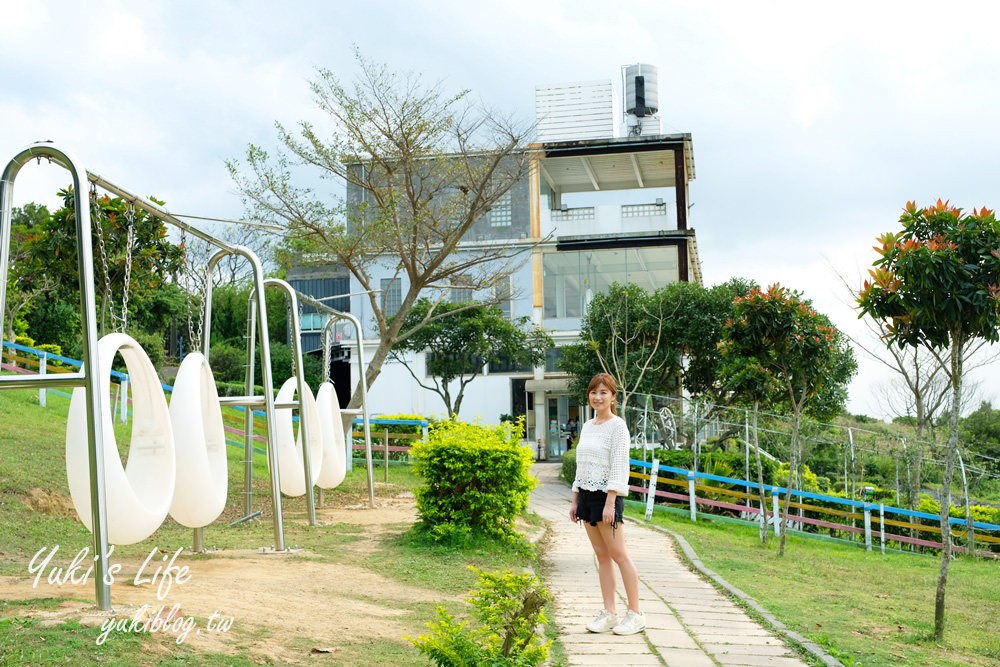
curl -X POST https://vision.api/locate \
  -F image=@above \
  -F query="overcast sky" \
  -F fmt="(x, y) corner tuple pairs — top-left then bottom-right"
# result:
(4, 0), (1000, 419)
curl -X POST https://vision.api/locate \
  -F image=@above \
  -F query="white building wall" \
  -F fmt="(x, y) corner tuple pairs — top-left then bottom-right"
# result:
(541, 202), (676, 238)
(535, 80), (615, 142)
(352, 347), (515, 423)
(342, 250), (535, 341)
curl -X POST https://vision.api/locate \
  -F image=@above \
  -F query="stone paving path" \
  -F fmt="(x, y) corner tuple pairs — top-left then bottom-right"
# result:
(529, 463), (823, 667)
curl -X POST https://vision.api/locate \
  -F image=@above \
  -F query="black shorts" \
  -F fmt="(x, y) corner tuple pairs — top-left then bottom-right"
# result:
(574, 488), (624, 527)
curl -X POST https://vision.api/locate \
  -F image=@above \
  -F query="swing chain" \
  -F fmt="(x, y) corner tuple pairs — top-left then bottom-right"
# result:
(91, 183), (117, 332)
(193, 270), (205, 353)
(119, 201), (136, 332)
(181, 229), (205, 354)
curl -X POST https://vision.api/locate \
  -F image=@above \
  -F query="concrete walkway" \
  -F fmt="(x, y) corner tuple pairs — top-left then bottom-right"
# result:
(529, 463), (822, 667)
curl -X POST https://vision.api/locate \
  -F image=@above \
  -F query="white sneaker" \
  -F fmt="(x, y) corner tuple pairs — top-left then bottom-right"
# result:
(612, 610), (646, 635)
(586, 609), (619, 633)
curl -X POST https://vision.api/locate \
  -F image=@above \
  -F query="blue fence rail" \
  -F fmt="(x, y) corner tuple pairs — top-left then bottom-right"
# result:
(629, 458), (1000, 556)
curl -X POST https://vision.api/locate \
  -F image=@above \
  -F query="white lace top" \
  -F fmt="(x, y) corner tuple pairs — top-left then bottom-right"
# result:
(571, 415), (631, 496)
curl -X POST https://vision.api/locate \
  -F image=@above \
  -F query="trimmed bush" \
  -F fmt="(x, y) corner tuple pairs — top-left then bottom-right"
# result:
(127, 329), (166, 369)
(35, 343), (73, 371)
(409, 568), (551, 667)
(559, 448), (576, 485)
(411, 418), (535, 542)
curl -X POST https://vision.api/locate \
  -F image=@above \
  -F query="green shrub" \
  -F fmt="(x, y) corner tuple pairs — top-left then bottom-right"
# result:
(208, 341), (249, 383)
(912, 494), (1000, 553)
(918, 493), (1000, 525)
(215, 380), (264, 398)
(35, 343), (74, 371)
(409, 568), (551, 667)
(656, 448), (695, 471)
(34, 342), (62, 356)
(263, 340), (323, 389)
(127, 329), (166, 370)
(12, 315), (28, 338)
(774, 462), (821, 493)
(559, 448), (576, 485)
(411, 418), (535, 542)
(371, 412), (432, 461)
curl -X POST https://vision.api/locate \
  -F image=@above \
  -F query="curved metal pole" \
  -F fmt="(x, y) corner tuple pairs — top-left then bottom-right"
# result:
(208, 247), (285, 551)
(340, 311), (375, 507)
(1, 142), (111, 609)
(263, 278), (316, 526)
(79, 172), (290, 550)
(847, 427), (856, 541)
(298, 292), (375, 508)
(956, 449), (975, 555)
(241, 292), (257, 518)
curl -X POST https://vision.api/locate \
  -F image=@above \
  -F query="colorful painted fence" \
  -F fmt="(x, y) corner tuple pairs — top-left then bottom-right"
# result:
(3, 340), (427, 464)
(630, 458), (1000, 557)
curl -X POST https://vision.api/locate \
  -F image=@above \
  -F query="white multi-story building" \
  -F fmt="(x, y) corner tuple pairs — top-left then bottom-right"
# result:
(288, 64), (701, 457)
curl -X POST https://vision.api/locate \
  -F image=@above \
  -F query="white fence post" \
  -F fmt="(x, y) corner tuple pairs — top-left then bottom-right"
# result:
(772, 493), (781, 537)
(39, 351), (47, 407)
(687, 470), (697, 522)
(645, 459), (659, 521)
(864, 504), (873, 552)
(119, 375), (129, 424)
(879, 503), (886, 555)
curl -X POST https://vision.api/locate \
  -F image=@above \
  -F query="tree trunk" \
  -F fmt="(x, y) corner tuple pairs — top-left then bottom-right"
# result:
(907, 442), (922, 552)
(752, 402), (769, 546)
(933, 333), (963, 640)
(348, 339), (390, 409)
(778, 404), (801, 558)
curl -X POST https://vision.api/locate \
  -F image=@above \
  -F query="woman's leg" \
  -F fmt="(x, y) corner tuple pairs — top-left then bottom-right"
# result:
(583, 523), (618, 612)
(594, 522), (641, 613)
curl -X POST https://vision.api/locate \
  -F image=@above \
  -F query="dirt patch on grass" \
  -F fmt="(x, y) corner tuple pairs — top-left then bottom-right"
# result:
(0, 493), (449, 663)
(22, 487), (77, 517)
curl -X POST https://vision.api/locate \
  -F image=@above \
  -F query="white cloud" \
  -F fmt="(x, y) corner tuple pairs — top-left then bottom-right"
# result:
(3, 0), (1000, 418)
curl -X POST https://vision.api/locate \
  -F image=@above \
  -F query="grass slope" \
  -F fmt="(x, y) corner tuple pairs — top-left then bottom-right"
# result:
(0, 389), (535, 666)
(631, 502), (999, 667)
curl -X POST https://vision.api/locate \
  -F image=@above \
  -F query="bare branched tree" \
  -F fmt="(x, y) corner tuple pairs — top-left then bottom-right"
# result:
(229, 49), (534, 407)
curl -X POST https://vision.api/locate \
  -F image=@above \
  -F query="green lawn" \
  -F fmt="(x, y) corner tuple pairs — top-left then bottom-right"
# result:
(0, 389), (537, 666)
(630, 502), (1000, 667)
(3, 387), (997, 666)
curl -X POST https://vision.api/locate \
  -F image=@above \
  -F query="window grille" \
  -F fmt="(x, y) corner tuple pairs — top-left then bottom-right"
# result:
(621, 203), (668, 217)
(451, 276), (474, 304)
(381, 277), (402, 317)
(495, 276), (512, 318)
(551, 207), (595, 222)
(490, 191), (513, 227)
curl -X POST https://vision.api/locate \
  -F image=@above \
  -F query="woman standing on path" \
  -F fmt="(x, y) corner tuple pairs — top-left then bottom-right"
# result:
(568, 372), (645, 636)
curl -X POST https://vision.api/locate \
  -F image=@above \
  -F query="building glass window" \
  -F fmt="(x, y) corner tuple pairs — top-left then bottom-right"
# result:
(546, 347), (565, 372)
(490, 191), (512, 227)
(542, 246), (679, 320)
(451, 276), (474, 304)
(495, 276), (512, 318)
(381, 277), (402, 317)
(489, 352), (533, 374)
(299, 313), (330, 331)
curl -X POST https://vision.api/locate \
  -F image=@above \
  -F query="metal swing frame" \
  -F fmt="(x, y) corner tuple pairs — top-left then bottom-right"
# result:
(0, 140), (375, 608)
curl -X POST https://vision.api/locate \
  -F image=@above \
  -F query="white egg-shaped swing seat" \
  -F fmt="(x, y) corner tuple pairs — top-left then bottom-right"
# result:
(167, 352), (228, 528)
(315, 381), (346, 489)
(273, 376), (323, 497)
(66, 333), (176, 545)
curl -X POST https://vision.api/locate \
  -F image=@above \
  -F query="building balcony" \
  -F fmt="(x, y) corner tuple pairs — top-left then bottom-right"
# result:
(541, 201), (674, 239)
